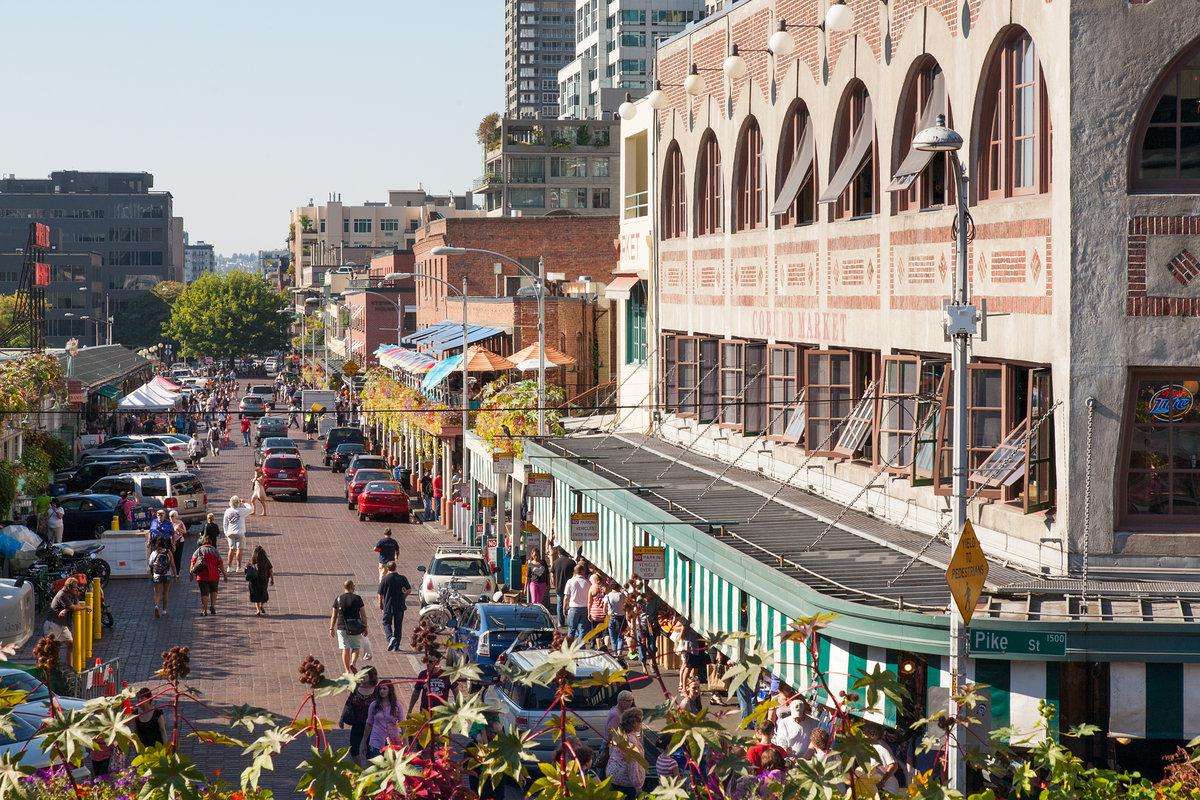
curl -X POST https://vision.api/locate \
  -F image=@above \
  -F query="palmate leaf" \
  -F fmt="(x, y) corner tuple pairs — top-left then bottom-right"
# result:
(517, 637), (592, 687)
(85, 704), (138, 752)
(296, 744), (357, 800)
(36, 707), (97, 764)
(738, 697), (778, 730)
(354, 746), (422, 799)
(720, 644), (773, 700)
(0, 687), (28, 712)
(609, 731), (648, 770)
(781, 612), (838, 645)
(313, 671), (361, 698)
(649, 775), (691, 800)
(660, 708), (728, 761)
(780, 753), (849, 800)
(469, 728), (540, 788)
(640, 699), (674, 725)
(0, 751), (33, 800)
(542, 711), (577, 740)
(581, 619), (609, 646)
(240, 726), (296, 790)
(286, 717), (336, 736)
(904, 769), (970, 800)
(572, 668), (628, 690)
(852, 664), (908, 712)
(527, 767), (625, 800)
(431, 689), (490, 738)
(189, 729), (247, 748)
(131, 744), (206, 800)
(227, 704), (279, 732)
(441, 658), (483, 686)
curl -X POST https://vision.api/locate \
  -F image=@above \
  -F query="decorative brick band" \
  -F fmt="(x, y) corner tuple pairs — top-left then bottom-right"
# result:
(1127, 215), (1200, 317)
(1168, 249), (1200, 286)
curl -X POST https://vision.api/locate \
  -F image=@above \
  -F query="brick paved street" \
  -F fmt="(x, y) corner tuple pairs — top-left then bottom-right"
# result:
(87, 415), (454, 795)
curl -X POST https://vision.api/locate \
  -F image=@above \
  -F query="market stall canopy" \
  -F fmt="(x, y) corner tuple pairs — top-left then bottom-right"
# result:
(508, 342), (576, 372)
(401, 320), (508, 356)
(462, 346), (515, 373)
(152, 375), (182, 392)
(117, 380), (179, 411)
(374, 345), (436, 374)
(55, 345), (150, 390)
(420, 354), (463, 393)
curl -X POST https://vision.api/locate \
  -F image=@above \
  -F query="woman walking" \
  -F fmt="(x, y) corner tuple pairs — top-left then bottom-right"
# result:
(244, 546), (274, 616)
(250, 468), (268, 516)
(361, 681), (404, 759)
(605, 707), (647, 799)
(339, 667), (379, 765)
(526, 548), (549, 607)
(587, 573), (608, 638)
(148, 539), (175, 619)
(168, 510), (187, 581)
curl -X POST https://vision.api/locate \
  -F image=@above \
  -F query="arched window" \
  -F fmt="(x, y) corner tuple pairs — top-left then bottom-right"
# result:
(1131, 41), (1200, 192)
(820, 82), (876, 219)
(695, 131), (723, 236)
(774, 101), (816, 227)
(978, 28), (1051, 199)
(661, 143), (686, 239)
(892, 58), (953, 211)
(733, 117), (765, 231)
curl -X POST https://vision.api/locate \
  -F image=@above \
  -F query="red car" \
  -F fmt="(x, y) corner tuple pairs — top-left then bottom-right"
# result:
(357, 480), (410, 522)
(260, 454), (308, 501)
(346, 468), (393, 510)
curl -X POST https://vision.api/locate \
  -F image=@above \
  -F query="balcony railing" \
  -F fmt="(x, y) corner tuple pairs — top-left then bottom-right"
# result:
(623, 190), (649, 218)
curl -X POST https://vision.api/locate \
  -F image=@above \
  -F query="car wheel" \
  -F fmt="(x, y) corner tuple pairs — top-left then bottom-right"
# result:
(299, 490), (308, 501)
(359, 512), (366, 521)
(348, 500), (355, 510)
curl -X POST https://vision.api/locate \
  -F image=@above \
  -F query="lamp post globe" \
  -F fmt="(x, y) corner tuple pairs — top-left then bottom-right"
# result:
(768, 27), (795, 58)
(824, 0), (854, 32)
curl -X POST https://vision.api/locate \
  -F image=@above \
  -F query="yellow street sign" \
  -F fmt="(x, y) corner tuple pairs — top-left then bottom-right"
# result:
(946, 520), (988, 625)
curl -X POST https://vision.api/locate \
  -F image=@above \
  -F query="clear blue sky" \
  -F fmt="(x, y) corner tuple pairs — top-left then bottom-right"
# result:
(0, 1), (504, 255)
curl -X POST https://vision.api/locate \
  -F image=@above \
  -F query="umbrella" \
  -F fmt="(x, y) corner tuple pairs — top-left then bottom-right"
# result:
(461, 346), (515, 373)
(508, 342), (576, 372)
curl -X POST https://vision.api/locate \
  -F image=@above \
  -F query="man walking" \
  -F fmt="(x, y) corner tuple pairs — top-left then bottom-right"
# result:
(419, 470), (434, 522)
(330, 580), (368, 673)
(377, 561), (411, 652)
(550, 547), (575, 626)
(223, 496), (252, 573)
(374, 529), (400, 581)
(563, 563), (591, 641)
(240, 416), (251, 447)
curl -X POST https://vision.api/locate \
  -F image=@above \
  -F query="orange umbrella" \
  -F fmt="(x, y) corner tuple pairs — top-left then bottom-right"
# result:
(508, 342), (576, 370)
(461, 345), (515, 372)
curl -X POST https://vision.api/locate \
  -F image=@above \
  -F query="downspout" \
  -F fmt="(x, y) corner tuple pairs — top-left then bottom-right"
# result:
(649, 56), (662, 432)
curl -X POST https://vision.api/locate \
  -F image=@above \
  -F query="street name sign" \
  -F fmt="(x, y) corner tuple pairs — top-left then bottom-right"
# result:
(968, 629), (1067, 658)
(946, 520), (988, 625)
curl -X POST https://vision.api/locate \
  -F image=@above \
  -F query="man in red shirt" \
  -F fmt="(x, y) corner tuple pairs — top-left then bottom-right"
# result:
(745, 720), (788, 769)
(240, 416), (251, 447)
(431, 473), (443, 522)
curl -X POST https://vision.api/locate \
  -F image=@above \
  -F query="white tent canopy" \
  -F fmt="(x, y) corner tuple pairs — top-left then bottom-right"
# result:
(118, 380), (180, 411)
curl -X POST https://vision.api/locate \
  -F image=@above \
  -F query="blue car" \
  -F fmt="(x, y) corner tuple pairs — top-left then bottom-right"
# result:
(452, 603), (556, 681)
(57, 493), (164, 539)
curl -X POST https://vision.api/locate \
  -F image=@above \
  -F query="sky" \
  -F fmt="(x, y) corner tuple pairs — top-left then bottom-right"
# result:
(0, 0), (504, 255)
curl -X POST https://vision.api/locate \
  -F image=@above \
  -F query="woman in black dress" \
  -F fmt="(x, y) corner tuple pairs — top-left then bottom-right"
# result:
(245, 546), (274, 616)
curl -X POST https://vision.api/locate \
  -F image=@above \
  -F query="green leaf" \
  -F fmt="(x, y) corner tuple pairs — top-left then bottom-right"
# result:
(572, 669), (628, 690)
(738, 697), (778, 730)
(852, 664), (908, 713)
(650, 775), (691, 800)
(131, 744), (206, 800)
(355, 746), (422, 799)
(189, 729), (247, 748)
(296, 744), (357, 800)
(431, 690), (490, 738)
(1064, 722), (1101, 739)
(163, 272), (291, 360)
(313, 672), (361, 698)
(0, 687), (28, 712)
(227, 704), (280, 732)
(36, 706), (97, 765)
(780, 612), (838, 645)
(240, 726), (296, 790)
(581, 619), (609, 646)
(441, 658), (483, 686)
(661, 708), (728, 761)
(720, 645), (773, 701)
(0, 751), (33, 800)
(516, 637), (592, 687)
(470, 729), (540, 788)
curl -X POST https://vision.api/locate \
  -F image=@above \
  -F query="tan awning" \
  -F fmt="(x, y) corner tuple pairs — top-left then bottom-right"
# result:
(889, 72), (946, 192)
(818, 96), (875, 204)
(462, 346), (515, 372)
(771, 119), (815, 216)
(604, 274), (642, 300)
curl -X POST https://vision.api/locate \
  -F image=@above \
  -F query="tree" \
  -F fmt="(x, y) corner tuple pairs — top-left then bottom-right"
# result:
(112, 280), (184, 349)
(476, 112), (501, 149)
(0, 294), (30, 347)
(164, 271), (290, 360)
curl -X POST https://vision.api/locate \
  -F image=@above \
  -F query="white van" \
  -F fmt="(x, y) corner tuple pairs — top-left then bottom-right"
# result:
(89, 471), (208, 524)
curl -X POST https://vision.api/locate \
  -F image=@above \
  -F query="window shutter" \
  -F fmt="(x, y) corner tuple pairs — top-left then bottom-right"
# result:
(819, 96), (875, 204)
(889, 72), (946, 191)
(772, 119), (815, 216)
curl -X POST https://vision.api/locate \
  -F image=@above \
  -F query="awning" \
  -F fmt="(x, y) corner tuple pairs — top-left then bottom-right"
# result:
(428, 325), (506, 357)
(771, 118), (815, 215)
(509, 342), (576, 371)
(117, 381), (179, 412)
(96, 385), (121, 400)
(420, 354), (464, 393)
(889, 72), (946, 192)
(1110, 661), (1200, 739)
(402, 321), (457, 347)
(375, 345), (436, 374)
(818, 95), (875, 204)
(461, 346), (515, 372)
(152, 376), (182, 392)
(604, 274), (641, 300)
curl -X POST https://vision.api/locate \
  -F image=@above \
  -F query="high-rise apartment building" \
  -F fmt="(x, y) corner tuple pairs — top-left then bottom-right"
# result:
(558, 0), (703, 120)
(183, 236), (216, 282)
(505, 0), (575, 119)
(0, 171), (177, 315)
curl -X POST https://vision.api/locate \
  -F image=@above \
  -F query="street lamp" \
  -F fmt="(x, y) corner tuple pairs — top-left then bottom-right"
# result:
(78, 286), (112, 345)
(913, 112), (972, 794)
(430, 245), (548, 437)
(341, 283), (408, 351)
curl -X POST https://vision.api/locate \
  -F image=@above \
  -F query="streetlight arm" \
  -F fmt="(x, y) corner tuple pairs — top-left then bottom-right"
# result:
(431, 247), (540, 283)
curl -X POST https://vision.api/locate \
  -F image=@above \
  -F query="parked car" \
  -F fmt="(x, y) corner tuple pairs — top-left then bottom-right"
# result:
(451, 603), (555, 682)
(323, 427), (366, 465)
(486, 650), (625, 760)
(80, 449), (177, 473)
(51, 459), (140, 496)
(256, 437), (299, 465)
(89, 471), (207, 524)
(125, 434), (191, 464)
(345, 454), (389, 483)
(346, 469), (393, 508)
(247, 385), (275, 408)
(83, 436), (170, 456)
(57, 493), (128, 538)
(417, 546), (493, 606)
(330, 443), (366, 473)
(239, 395), (267, 419)
(260, 454), (308, 501)
(255, 416), (289, 445)
(264, 357), (279, 376)
(356, 480), (411, 522)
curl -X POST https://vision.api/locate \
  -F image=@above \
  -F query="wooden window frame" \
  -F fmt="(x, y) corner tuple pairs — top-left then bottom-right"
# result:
(766, 344), (804, 441)
(1023, 367), (1055, 513)
(834, 379), (879, 459)
(912, 367), (949, 486)
(719, 340), (747, 429)
(978, 30), (1052, 201)
(893, 61), (954, 213)
(675, 335), (701, 418)
(1118, 368), (1200, 527)
(695, 132), (723, 236)
(698, 337), (720, 423)
(879, 355), (922, 473)
(804, 349), (853, 456)
(661, 143), (687, 239)
(743, 342), (768, 436)
(662, 333), (679, 412)
(833, 84), (877, 220)
(777, 102), (816, 228)
(1130, 42), (1200, 193)
(734, 118), (765, 232)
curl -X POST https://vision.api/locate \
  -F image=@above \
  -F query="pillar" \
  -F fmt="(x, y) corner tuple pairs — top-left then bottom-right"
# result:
(509, 476), (525, 589)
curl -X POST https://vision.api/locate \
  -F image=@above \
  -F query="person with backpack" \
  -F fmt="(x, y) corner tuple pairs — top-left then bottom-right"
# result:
(147, 509), (173, 558)
(330, 580), (368, 673)
(189, 531), (226, 615)
(148, 539), (175, 619)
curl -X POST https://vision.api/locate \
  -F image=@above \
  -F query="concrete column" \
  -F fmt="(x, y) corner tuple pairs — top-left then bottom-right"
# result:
(509, 476), (525, 590)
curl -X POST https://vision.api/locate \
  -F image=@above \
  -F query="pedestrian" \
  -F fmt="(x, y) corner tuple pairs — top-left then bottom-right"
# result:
(772, 697), (818, 757)
(223, 495), (252, 572)
(605, 690), (636, 739)
(806, 728), (834, 764)
(250, 468), (268, 517)
(587, 573), (607, 634)
(245, 545), (274, 616)
(119, 490), (138, 529)
(374, 528), (400, 581)
(168, 510), (187, 581)
(46, 499), (64, 545)
(208, 423), (220, 455)
(678, 678), (703, 714)
(633, 604), (660, 671)
(866, 724), (903, 794)
(431, 471), (443, 522)
(339, 667), (379, 765)
(240, 416), (251, 446)
(377, 560), (411, 652)
(132, 688), (167, 751)
(604, 707), (646, 799)
(189, 531), (226, 615)
(525, 548), (549, 607)
(746, 721), (788, 769)
(202, 511), (221, 544)
(755, 748), (787, 790)
(330, 579), (368, 673)
(550, 547), (575, 625)
(604, 582), (626, 656)
(147, 509), (173, 557)
(148, 539), (175, 619)
(407, 655), (452, 714)
(45, 576), (85, 665)
(563, 564), (591, 641)
(419, 470), (434, 522)
(361, 681), (404, 759)
(680, 626), (710, 693)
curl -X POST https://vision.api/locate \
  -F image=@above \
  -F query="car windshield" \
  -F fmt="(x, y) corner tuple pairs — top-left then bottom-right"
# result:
(430, 558), (488, 577)
(337, 444), (365, 454)
(0, 670), (50, 702)
(250, 387), (272, 395)
(162, 434), (189, 443)
(242, 397), (263, 405)
(364, 481), (401, 493)
(502, 680), (620, 711)
(262, 438), (294, 448)
(355, 471), (391, 484)
(265, 457), (302, 469)
(485, 607), (553, 631)
(352, 458), (386, 468)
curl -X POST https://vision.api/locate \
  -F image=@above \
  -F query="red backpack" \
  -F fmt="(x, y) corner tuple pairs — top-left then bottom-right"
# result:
(191, 546), (221, 582)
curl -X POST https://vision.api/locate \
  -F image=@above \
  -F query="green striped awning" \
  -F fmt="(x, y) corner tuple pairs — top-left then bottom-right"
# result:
(96, 384), (121, 400)
(1110, 662), (1200, 740)
(927, 657), (1060, 744)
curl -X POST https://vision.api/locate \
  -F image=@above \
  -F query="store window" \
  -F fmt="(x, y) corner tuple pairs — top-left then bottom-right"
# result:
(804, 350), (853, 454)
(775, 100), (816, 228)
(733, 117), (765, 231)
(767, 345), (804, 439)
(821, 82), (876, 219)
(661, 143), (686, 239)
(1122, 371), (1200, 522)
(892, 58), (953, 211)
(720, 341), (745, 427)
(699, 338), (720, 423)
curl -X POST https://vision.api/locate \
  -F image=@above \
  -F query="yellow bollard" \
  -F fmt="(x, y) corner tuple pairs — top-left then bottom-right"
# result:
(70, 607), (82, 672)
(91, 578), (102, 641)
(81, 591), (93, 662)
(111, 514), (119, 531)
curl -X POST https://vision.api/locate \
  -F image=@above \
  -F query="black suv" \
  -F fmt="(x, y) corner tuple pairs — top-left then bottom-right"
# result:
(323, 427), (366, 466)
